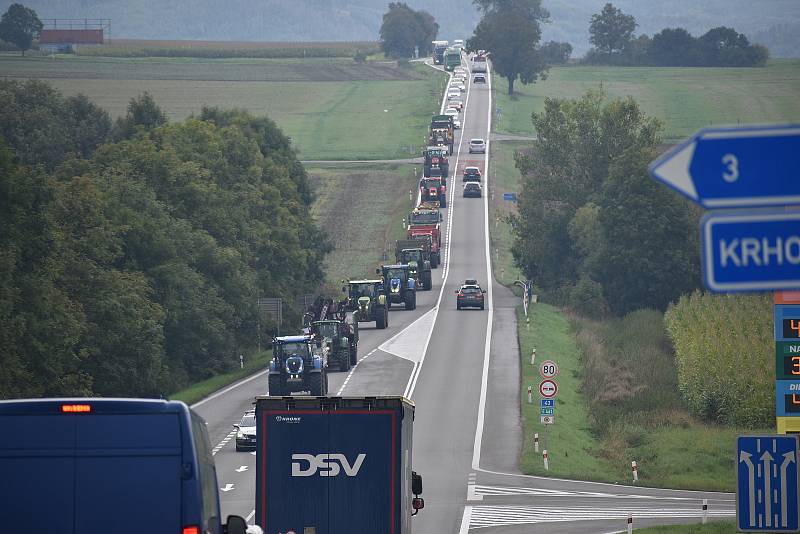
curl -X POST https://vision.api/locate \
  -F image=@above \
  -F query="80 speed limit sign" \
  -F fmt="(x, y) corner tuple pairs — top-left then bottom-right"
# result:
(539, 360), (559, 379)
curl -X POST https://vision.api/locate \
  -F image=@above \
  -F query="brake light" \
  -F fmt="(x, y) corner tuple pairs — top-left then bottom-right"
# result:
(61, 404), (91, 413)
(477, 294), (484, 299)
(182, 527), (200, 534)
(458, 292), (464, 297)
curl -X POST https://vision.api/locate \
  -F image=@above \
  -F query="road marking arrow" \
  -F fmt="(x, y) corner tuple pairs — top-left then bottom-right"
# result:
(235, 465), (248, 473)
(251, 451), (256, 456)
(781, 451), (796, 527)
(220, 483), (235, 492)
(740, 450), (756, 526)
(762, 450), (775, 527)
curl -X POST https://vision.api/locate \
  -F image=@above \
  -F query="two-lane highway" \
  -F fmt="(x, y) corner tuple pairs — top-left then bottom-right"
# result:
(196, 54), (736, 532)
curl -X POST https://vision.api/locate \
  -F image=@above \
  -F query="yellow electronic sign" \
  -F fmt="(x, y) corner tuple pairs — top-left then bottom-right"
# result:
(777, 416), (800, 435)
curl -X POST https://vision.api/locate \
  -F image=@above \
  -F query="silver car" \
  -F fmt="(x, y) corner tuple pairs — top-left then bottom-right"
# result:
(469, 138), (486, 154)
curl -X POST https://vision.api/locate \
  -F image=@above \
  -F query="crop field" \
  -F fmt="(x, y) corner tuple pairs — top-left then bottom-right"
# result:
(307, 163), (419, 288)
(493, 59), (800, 141)
(76, 39), (379, 58)
(0, 55), (445, 160)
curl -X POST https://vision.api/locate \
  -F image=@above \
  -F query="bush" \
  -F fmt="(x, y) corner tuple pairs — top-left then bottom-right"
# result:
(353, 49), (367, 63)
(664, 291), (773, 427)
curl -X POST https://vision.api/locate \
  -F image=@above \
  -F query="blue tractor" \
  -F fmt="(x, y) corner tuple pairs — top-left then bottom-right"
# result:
(268, 335), (328, 396)
(378, 264), (417, 310)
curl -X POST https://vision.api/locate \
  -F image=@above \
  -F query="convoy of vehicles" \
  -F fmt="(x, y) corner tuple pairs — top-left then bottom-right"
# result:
(408, 206), (442, 267)
(420, 176), (447, 207)
(344, 279), (389, 329)
(429, 114), (455, 155)
(311, 318), (358, 371)
(269, 334), (329, 396)
(255, 396), (424, 533)
(0, 398), (249, 534)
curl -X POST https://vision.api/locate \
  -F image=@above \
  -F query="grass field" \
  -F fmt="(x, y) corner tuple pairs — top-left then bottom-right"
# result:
(488, 141), (526, 288)
(307, 163), (420, 288)
(169, 350), (271, 405)
(0, 55), (446, 160)
(493, 59), (800, 141)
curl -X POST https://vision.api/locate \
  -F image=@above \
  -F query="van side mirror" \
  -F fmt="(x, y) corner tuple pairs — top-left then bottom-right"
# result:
(412, 471), (423, 495)
(439, 214), (443, 221)
(412, 497), (425, 513)
(233, 424), (240, 430)
(376, 268), (381, 274)
(224, 515), (248, 534)
(342, 286), (347, 293)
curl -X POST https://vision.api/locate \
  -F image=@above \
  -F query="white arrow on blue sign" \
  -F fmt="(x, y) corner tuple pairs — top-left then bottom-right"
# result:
(701, 209), (800, 292)
(737, 435), (799, 532)
(649, 125), (800, 209)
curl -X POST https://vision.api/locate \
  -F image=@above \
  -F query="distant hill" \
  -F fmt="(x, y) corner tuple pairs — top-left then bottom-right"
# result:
(4, 0), (799, 57)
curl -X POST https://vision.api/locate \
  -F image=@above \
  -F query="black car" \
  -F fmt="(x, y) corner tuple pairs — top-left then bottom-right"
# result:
(473, 74), (487, 84)
(463, 182), (482, 197)
(456, 285), (486, 310)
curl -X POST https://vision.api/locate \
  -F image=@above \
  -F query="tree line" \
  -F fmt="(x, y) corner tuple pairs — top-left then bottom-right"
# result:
(510, 90), (700, 317)
(585, 2), (768, 67)
(0, 80), (330, 399)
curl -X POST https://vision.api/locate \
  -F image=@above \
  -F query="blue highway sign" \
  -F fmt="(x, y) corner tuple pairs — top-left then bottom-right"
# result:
(649, 124), (800, 209)
(737, 435), (799, 531)
(503, 192), (517, 201)
(775, 381), (800, 417)
(540, 399), (554, 408)
(701, 209), (800, 292)
(540, 407), (554, 415)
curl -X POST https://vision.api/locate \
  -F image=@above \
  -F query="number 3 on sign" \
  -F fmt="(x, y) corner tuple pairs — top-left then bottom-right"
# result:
(722, 153), (739, 183)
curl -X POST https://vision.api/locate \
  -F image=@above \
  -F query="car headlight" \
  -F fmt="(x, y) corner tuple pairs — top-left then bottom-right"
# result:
(237, 432), (244, 439)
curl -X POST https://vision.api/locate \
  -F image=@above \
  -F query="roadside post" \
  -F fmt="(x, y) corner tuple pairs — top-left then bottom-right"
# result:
(527, 385), (532, 404)
(627, 515), (633, 534)
(530, 348), (536, 365)
(543, 449), (548, 471)
(631, 460), (638, 482)
(239, 354), (244, 369)
(702, 499), (708, 524)
(534, 432), (539, 453)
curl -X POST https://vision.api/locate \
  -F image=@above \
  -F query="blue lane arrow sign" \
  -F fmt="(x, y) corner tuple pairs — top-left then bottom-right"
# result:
(649, 124), (800, 209)
(701, 209), (800, 292)
(737, 435), (800, 532)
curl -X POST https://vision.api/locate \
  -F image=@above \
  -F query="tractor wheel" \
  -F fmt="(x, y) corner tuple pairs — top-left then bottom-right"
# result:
(405, 291), (417, 310)
(440, 195), (447, 208)
(423, 271), (432, 291)
(350, 344), (358, 366)
(308, 372), (325, 396)
(268, 374), (284, 396)
(340, 351), (351, 372)
(431, 253), (439, 269)
(376, 307), (388, 329)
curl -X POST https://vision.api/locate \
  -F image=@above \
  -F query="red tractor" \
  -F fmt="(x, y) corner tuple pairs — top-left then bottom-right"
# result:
(419, 177), (446, 208)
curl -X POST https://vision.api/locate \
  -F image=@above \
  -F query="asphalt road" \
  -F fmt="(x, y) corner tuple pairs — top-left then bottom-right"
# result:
(194, 56), (736, 532)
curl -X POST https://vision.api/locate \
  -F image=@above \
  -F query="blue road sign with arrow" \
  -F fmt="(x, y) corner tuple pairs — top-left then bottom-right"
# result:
(701, 209), (800, 292)
(649, 124), (800, 209)
(737, 435), (800, 532)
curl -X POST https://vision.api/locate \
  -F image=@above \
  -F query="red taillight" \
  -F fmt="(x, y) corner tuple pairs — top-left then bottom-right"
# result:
(477, 294), (484, 299)
(182, 526), (200, 534)
(61, 404), (91, 413)
(458, 292), (464, 297)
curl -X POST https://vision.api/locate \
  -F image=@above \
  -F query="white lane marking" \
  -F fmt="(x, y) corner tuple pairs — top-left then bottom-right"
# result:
(190, 368), (267, 409)
(220, 483), (235, 492)
(379, 308), (438, 363)
(246, 509), (255, 523)
(212, 429), (237, 456)
(471, 62), (494, 471)
(336, 348), (378, 395)
(404, 56), (472, 400)
(235, 465), (248, 473)
(468, 505), (735, 529)
(472, 485), (730, 502)
(459, 505), (473, 534)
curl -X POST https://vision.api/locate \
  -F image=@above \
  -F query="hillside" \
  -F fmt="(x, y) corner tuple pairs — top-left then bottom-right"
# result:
(4, 0), (799, 56)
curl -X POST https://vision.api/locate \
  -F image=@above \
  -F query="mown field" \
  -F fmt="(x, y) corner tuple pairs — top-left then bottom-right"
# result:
(307, 163), (420, 289)
(75, 39), (379, 58)
(0, 55), (445, 160)
(633, 522), (736, 533)
(493, 59), (800, 141)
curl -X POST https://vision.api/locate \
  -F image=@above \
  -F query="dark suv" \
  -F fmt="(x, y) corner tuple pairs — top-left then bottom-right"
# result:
(463, 182), (482, 197)
(456, 283), (486, 310)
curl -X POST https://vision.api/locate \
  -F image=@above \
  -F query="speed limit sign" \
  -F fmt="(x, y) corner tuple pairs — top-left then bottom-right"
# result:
(539, 360), (559, 379)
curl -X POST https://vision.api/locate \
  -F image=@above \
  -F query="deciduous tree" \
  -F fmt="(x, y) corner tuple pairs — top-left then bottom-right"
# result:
(0, 3), (42, 56)
(468, 0), (550, 95)
(379, 2), (438, 59)
(589, 3), (637, 58)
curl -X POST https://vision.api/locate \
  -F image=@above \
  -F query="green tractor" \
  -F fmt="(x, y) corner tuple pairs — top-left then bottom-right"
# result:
(343, 279), (389, 329)
(395, 239), (433, 291)
(310, 318), (358, 372)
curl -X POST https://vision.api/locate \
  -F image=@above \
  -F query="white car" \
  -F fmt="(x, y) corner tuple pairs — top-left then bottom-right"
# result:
(469, 138), (486, 154)
(444, 108), (459, 119)
(234, 409), (256, 451)
(453, 117), (461, 129)
(448, 100), (463, 110)
(452, 82), (466, 92)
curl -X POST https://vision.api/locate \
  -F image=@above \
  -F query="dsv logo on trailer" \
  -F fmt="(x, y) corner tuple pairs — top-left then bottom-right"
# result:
(291, 453), (366, 477)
